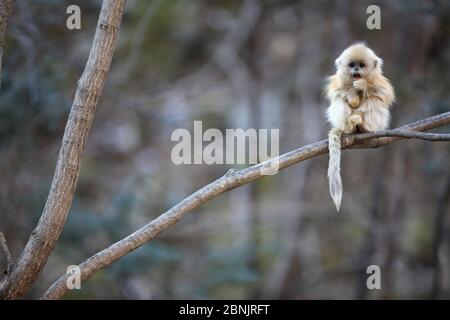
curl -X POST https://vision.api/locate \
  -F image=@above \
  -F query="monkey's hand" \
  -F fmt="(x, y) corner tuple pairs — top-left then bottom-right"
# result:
(353, 79), (367, 91)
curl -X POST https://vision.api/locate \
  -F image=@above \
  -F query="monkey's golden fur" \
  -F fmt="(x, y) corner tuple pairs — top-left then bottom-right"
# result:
(325, 43), (395, 211)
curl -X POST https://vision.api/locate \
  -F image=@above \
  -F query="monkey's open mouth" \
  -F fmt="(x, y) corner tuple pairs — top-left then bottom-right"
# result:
(353, 74), (362, 80)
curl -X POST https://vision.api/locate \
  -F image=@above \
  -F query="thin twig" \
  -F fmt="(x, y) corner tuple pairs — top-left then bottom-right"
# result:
(41, 111), (450, 300)
(346, 130), (450, 143)
(0, 232), (13, 274)
(120, 0), (163, 80)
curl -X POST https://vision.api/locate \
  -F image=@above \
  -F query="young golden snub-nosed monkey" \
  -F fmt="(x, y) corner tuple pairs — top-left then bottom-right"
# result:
(325, 43), (395, 212)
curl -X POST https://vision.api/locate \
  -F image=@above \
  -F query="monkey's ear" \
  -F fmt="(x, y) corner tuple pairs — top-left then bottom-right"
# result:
(335, 58), (341, 68)
(374, 57), (383, 69)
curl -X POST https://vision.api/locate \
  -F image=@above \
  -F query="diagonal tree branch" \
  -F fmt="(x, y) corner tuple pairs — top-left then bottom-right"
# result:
(0, 0), (126, 300)
(41, 111), (450, 300)
(0, 0), (15, 89)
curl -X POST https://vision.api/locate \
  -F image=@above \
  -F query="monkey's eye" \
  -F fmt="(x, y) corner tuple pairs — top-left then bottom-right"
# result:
(349, 62), (355, 68)
(359, 62), (365, 68)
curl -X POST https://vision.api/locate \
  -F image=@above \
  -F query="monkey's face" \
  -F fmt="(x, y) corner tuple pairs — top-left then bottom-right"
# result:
(347, 61), (367, 80)
(335, 43), (382, 84)
(337, 58), (373, 84)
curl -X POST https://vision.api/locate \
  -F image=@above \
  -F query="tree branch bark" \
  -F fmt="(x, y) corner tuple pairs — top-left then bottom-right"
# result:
(41, 111), (450, 300)
(0, 0), (15, 89)
(0, 0), (126, 299)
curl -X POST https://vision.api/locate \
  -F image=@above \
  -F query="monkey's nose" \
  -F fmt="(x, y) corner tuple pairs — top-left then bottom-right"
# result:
(354, 67), (359, 71)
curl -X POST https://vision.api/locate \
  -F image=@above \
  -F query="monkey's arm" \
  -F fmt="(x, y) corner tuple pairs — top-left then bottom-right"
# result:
(353, 79), (367, 91)
(353, 78), (369, 102)
(375, 82), (395, 107)
(366, 76), (395, 107)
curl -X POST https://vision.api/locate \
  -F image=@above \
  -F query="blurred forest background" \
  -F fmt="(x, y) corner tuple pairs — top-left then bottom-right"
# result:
(0, 0), (449, 299)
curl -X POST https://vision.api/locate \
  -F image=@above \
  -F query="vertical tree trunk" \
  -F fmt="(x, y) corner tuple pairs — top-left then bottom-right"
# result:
(0, 0), (15, 89)
(0, 0), (126, 299)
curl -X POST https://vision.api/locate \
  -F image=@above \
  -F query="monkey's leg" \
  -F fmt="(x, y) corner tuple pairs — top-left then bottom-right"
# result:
(358, 98), (390, 131)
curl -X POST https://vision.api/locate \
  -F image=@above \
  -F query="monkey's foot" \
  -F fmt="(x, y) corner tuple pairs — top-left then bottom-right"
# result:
(350, 114), (363, 126)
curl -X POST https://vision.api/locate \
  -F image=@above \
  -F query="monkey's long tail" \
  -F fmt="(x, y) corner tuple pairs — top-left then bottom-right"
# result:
(328, 128), (343, 212)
